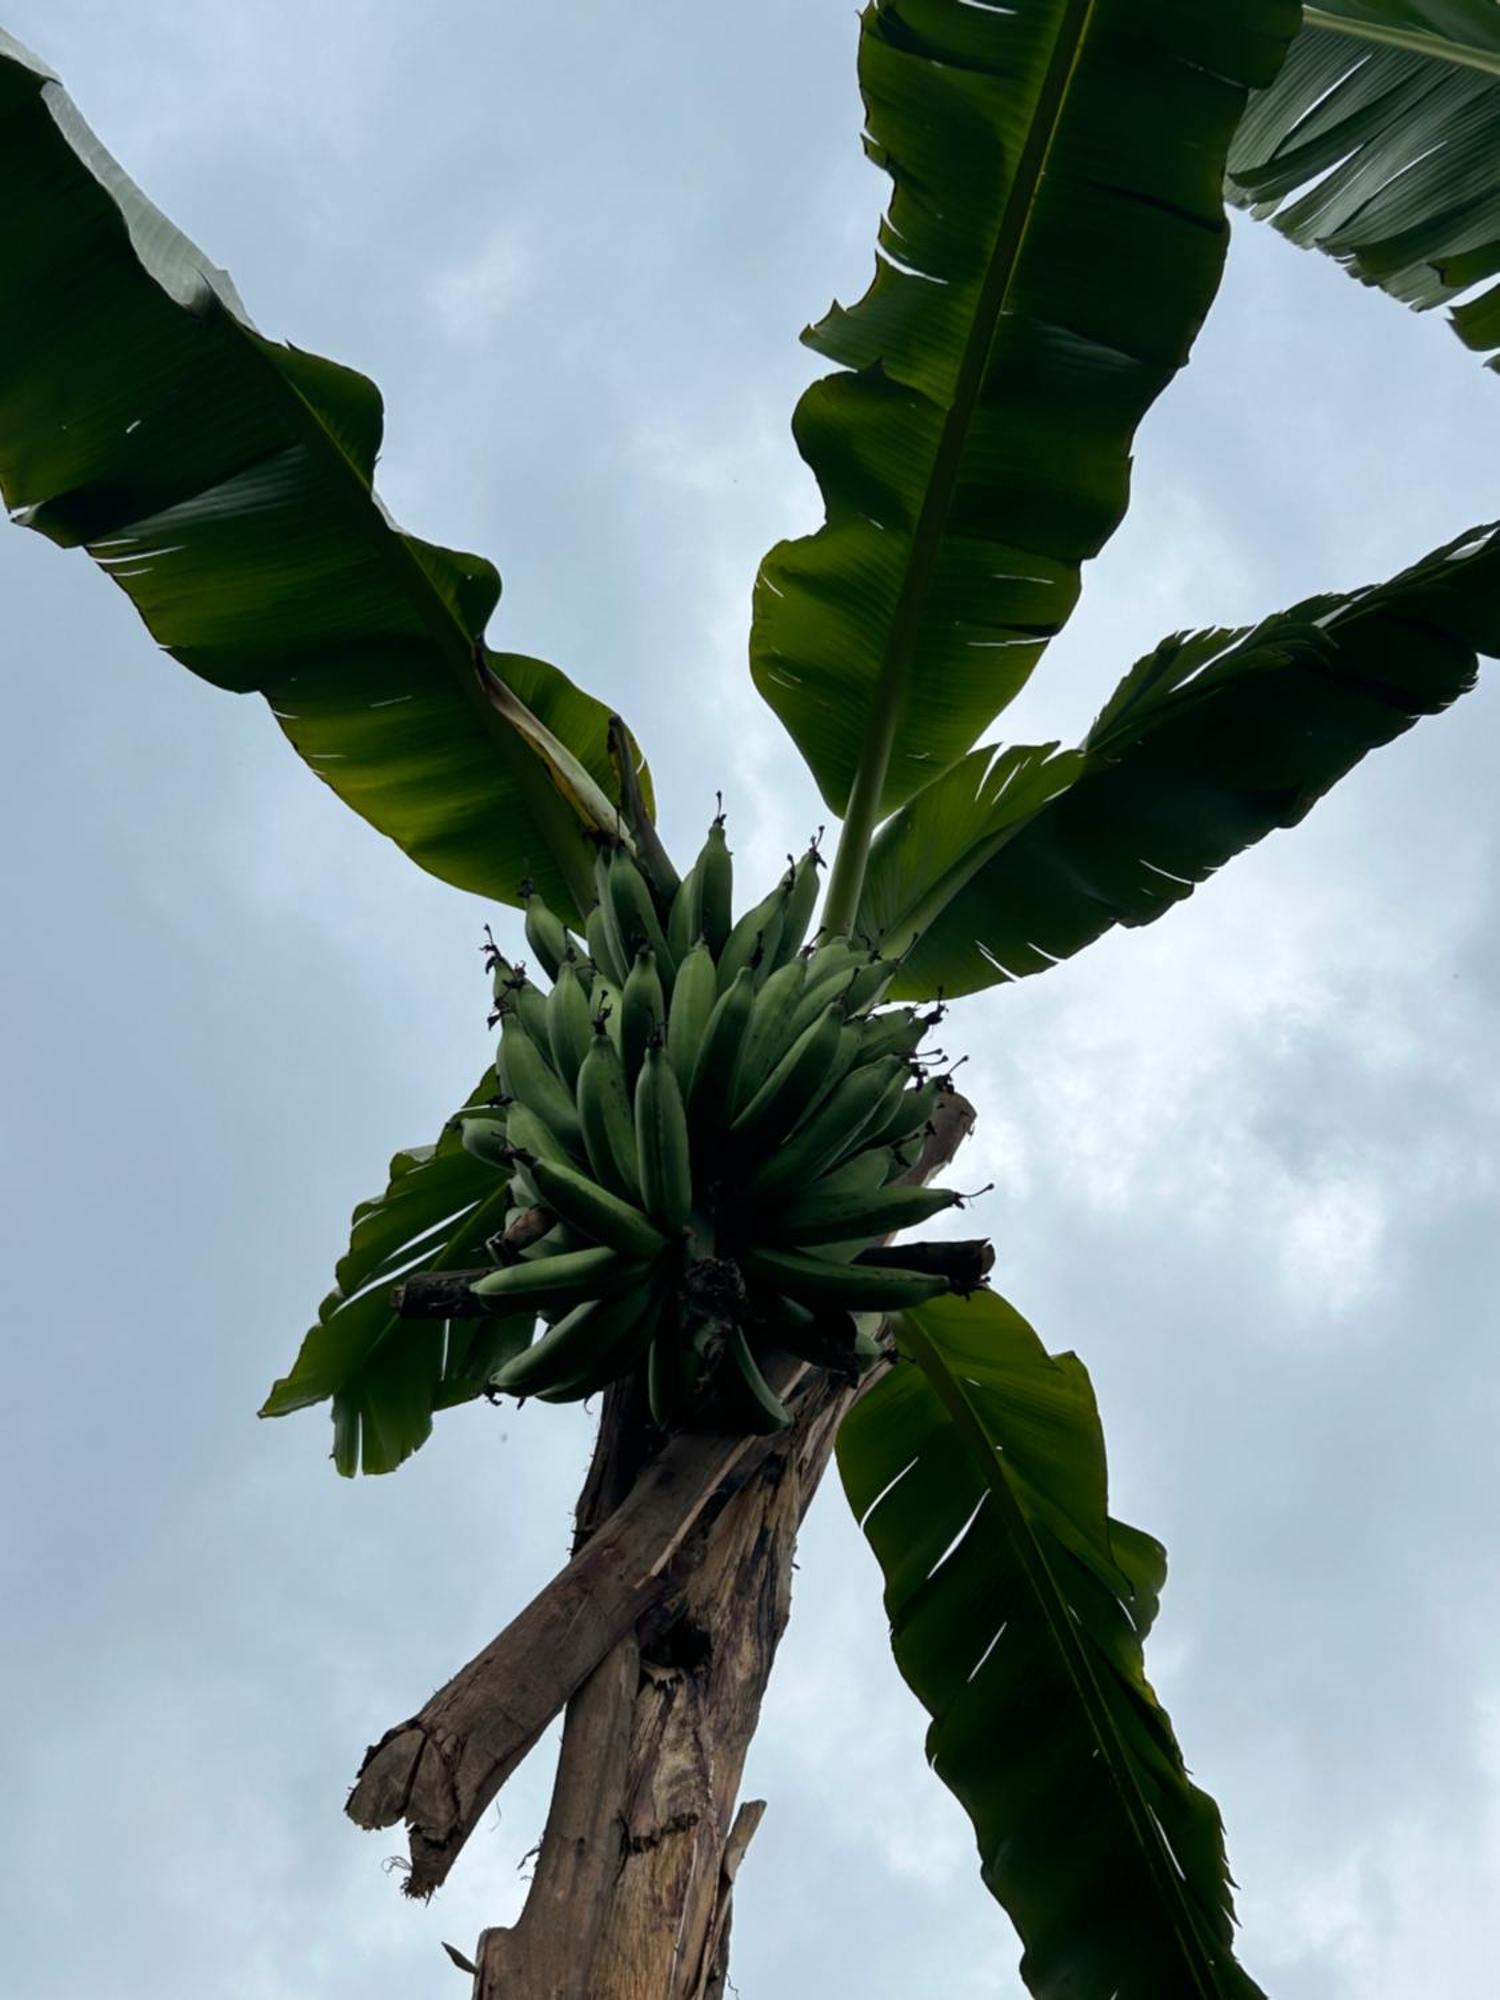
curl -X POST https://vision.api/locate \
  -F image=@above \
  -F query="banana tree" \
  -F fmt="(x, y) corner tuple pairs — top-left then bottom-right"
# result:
(2, 3), (1496, 1994)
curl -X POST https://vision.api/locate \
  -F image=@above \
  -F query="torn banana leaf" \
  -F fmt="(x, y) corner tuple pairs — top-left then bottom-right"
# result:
(839, 1291), (1264, 1999)
(261, 1074), (525, 1477)
(1229, 2), (1500, 370)
(752, 0), (1299, 827)
(0, 32), (645, 923)
(861, 520), (1497, 999)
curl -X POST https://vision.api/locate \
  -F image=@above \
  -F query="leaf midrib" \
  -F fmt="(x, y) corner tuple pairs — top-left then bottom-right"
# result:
(223, 312), (604, 915)
(825, 0), (1100, 932)
(21, 52), (621, 919)
(1304, 3), (1500, 76)
(873, 661), (1341, 963)
(897, 1311), (1237, 2000)
(876, 748), (1081, 956)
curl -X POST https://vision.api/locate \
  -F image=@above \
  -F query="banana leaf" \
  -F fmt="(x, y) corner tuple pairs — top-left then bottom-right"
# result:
(860, 520), (1498, 999)
(839, 1292), (1261, 1999)
(751, 0), (1300, 852)
(260, 1073), (526, 1477)
(1229, 1), (1500, 368)
(0, 32), (643, 924)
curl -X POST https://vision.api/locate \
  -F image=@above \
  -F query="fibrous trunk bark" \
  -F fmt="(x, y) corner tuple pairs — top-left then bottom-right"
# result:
(473, 1372), (851, 1998)
(349, 1093), (975, 1997)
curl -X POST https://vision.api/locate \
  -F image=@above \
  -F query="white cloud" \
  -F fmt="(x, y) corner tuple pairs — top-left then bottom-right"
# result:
(429, 226), (534, 342)
(1251, 1691), (1500, 1995)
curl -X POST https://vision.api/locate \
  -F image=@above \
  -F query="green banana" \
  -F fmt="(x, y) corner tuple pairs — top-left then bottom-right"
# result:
(455, 1111), (510, 1169)
(858, 1007), (931, 1065)
(577, 1028), (643, 1200)
(806, 1145), (896, 1198)
(844, 955), (898, 1013)
(546, 955), (594, 1089)
(647, 1301), (701, 1430)
(502, 1103), (575, 1183)
(472, 1242), (642, 1306)
(489, 951), (521, 1006)
(666, 858), (702, 964)
(731, 955), (808, 1110)
(774, 845), (823, 968)
(741, 1246), (948, 1312)
(687, 965), (757, 1141)
(635, 1041), (693, 1232)
(852, 1318), (887, 1365)
(586, 900), (628, 989)
(524, 1154), (668, 1261)
(592, 977), (624, 1056)
(499, 973), (551, 1049)
(767, 1182), (960, 1248)
(862, 1074), (940, 1153)
(696, 816), (734, 956)
(784, 977), (850, 1048)
(523, 886), (574, 983)
(533, 1297), (661, 1404)
(744, 1056), (907, 1200)
(592, 846), (633, 978)
(716, 872), (788, 992)
(498, 1206), (566, 1265)
(836, 1069), (923, 1172)
(498, 1021), (584, 1152)
(665, 939), (718, 1091)
(803, 936), (860, 988)
(787, 945), (862, 1036)
(492, 1283), (654, 1399)
(606, 847), (673, 978)
(721, 1326), (792, 1433)
(731, 1002), (844, 1152)
(762, 1297), (860, 1375)
(789, 1022), (862, 1131)
(620, 947), (666, 1088)
(518, 1218), (583, 1259)
(451, 1315), (538, 1398)
(793, 1232), (867, 1268)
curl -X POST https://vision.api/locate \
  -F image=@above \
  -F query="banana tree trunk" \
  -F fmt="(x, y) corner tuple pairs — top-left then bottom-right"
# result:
(472, 1370), (850, 1998)
(354, 1094), (974, 1997)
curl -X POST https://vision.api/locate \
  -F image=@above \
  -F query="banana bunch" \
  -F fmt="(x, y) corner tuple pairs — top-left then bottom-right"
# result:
(457, 818), (972, 1434)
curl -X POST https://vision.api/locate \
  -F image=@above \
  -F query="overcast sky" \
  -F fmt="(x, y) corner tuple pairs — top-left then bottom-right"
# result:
(2, 6), (1498, 1997)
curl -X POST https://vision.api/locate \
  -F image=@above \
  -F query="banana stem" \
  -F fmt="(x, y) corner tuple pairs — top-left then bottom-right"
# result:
(822, 775), (884, 939)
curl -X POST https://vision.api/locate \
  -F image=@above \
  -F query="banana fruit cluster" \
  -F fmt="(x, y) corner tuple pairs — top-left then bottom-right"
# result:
(457, 820), (968, 1434)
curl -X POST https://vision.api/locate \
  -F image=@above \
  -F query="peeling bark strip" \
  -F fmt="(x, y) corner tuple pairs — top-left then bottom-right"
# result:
(349, 1093), (974, 1988)
(345, 1405), (793, 1895)
(699, 1799), (767, 2000)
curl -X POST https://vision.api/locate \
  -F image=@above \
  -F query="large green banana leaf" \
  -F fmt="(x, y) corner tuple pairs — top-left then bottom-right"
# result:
(260, 1072), (525, 1477)
(860, 519), (1498, 999)
(1229, 2), (1500, 367)
(751, 0), (1299, 869)
(839, 1293), (1261, 1999)
(0, 33), (641, 923)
